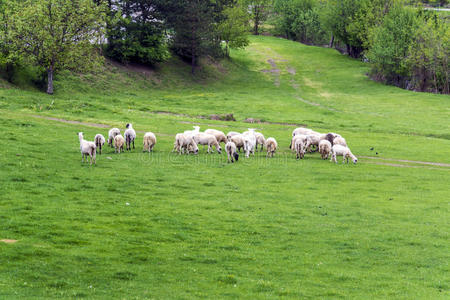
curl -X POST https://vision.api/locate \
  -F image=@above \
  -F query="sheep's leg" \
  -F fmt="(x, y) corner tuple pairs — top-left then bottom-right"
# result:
(132, 140), (135, 149)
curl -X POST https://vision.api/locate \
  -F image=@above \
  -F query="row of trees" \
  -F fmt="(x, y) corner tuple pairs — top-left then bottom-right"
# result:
(0, 0), (252, 93)
(268, 0), (449, 93)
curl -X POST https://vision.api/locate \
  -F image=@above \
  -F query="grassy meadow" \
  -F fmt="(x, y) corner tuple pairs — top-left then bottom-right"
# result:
(0, 35), (449, 298)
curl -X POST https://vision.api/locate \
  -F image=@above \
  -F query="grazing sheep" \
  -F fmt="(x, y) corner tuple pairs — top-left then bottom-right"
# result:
(290, 134), (308, 151)
(290, 128), (320, 148)
(114, 134), (125, 153)
(193, 132), (222, 154)
(265, 137), (277, 157)
(318, 140), (332, 160)
(305, 134), (321, 153)
(108, 128), (120, 147)
(331, 145), (358, 164)
(255, 132), (266, 152)
(204, 129), (227, 145)
(225, 141), (239, 163)
(143, 132), (157, 152)
(94, 134), (105, 154)
(333, 136), (347, 147)
(294, 137), (306, 160)
(227, 131), (240, 141)
(243, 129), (257, 158)
(78, 132), (96, 165)
(174, 133), (198, 154)
(124, 123), (136, 151)
(230, 134), (245, 152)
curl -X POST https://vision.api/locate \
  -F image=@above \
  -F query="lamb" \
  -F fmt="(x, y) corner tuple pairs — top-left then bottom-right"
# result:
(108, 128), (120, 147)
(114, 134), (125, 153)
(204, 129), (227, 145)
(174, 133), (198, 154)
(124, 123), (136, 151)
(265, 137), (277, 157)
(331, 145), (358, 164)
(318, 140), (332, 160)
(143, 132), (157, 152)
(78, 132), (96, 165)
(226, 131), (240, 141)
(243, 129), (257, 158)
(230, 134), (245, 152)
(333, 136), (347, 147)
(255, 132), (266, 152)
(193, 132), (222, 154)
(225, 141), (239, 163)
(294, 136), (306, 159)
(94, 134), (105, 154)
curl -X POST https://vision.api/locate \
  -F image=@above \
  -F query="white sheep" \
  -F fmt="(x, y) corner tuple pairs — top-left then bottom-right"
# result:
(290, 127), (320, 148)
(174, 133), (198, 154)
(305, 134), (322, 152)
(78, 132), (96, 165)
(333, 136), (347, 147)
(290, 134), (308, 151)
(318, 140), (332, 160)
(108, 128), (120, 147)
(265, 137), (277, 157)
(226, 131), (240, 141)
(254, 132), (266, 152)
(94, 134), (105, 154)
(114, 134), (125, 153)
(294, 136), (306, 159)
(230, 134), (245, 153)
(193, 132), (222, 154)
(225, 141), (239, 163)
(143, 132), (157, 152)
(124, 123), (136, 151)
(204, 129), (227, 145)
(243, 129), (257, 158)
(331, 145), (358, 164)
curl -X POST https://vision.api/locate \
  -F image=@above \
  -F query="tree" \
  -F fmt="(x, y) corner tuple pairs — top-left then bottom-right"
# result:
(104, 0), (169, 65)
(243, 0), (272, 35)
(217, 4), (250, 57)
(406, 17), (449, 93)
(6, 0), (106, 94)
(322, 0), (393, 58)
(366, 4), (420, 87)
(160, 0), (220, 74)
(272, 0), (327, 44)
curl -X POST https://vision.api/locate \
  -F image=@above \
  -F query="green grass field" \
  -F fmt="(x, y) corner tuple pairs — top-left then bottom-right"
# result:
(0, 36), (449, 298)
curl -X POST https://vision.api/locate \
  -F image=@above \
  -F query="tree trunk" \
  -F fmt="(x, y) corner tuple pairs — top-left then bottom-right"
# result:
(329, 35), (334, 48)
(191, 54), (195, 75)
(47, 66), (54, 95)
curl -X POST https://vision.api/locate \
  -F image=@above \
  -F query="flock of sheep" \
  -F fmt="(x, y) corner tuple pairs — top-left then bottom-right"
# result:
(78, 124), (358, 165)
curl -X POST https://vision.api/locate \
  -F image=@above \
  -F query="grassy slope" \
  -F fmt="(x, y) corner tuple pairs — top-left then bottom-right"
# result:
(0, 36), (449, 298)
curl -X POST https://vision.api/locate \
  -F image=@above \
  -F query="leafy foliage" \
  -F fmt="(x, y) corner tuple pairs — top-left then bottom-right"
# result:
(4, 0), (106, 94)
(104, 0), (170, 65)
(217, 4), (250, 57)
(243, 0), (272, 35)
(272, 0), (327, 44)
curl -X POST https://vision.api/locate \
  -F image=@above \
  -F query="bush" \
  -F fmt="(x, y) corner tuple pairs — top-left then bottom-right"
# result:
(271, 0), (327, 45)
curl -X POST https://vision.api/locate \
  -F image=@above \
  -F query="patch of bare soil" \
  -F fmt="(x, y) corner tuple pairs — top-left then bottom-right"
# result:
(261, 59), (281, 87)
(33, 115), (109, 128)
(1, 239), (18, 244)
(287, 67), (296, 75)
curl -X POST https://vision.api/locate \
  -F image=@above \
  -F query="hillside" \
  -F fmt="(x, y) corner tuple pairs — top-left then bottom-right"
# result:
(0, 36), (449, 298)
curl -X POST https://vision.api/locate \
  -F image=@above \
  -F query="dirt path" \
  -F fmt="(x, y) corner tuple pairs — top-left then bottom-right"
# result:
(361, 156), (450, 168)
(261, 59), (281, 87)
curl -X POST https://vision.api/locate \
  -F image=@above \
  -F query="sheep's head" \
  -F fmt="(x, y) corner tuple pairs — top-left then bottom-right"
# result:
(126, 123), (131, 129)
(217, 146), (222, 154)
(193, 126), (200, 132)
(234, 152), (239, 161)
(78, 132), (83, 139)
(352, 157), (358, 164)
